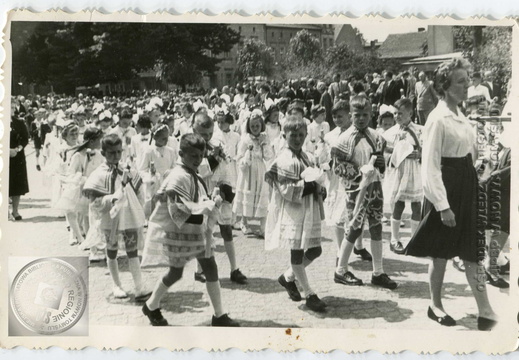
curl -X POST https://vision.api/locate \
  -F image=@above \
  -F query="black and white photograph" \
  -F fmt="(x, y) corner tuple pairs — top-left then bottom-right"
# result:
(1, 12), (516, 352)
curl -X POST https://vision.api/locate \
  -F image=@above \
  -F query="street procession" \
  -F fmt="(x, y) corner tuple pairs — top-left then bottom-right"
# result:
(7, 21), (512, 332)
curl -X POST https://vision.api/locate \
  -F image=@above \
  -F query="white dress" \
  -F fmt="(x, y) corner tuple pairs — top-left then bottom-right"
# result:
(323, 127), (348, 226)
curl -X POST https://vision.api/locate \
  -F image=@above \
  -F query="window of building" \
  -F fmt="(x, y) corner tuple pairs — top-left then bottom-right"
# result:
(239, 26), (242, 32)
(253, 27), (255, 33)
(280, 32), (283, 38)
(272, 31), (274, 38)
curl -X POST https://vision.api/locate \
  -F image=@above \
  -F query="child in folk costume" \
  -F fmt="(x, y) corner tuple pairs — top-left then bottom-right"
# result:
(265, 115), (327, 313)
(332, 96), (397, 289)
(109, 108), (137, 165)
(129, 114), (152, 167)
(264, 102), (283, 161)
(192, 112), (248, 284)
(234, 110), (274, 237)
(57, 127), (104, 247)
(141, 133), (240, 327)
(83, 134), (150, 300)
(383, 98), (423, 254)
(324, 100), (372, 264)
(213, 111), (240, 192)
(173, 102), (193, 139)
(138, 124), (178, 218)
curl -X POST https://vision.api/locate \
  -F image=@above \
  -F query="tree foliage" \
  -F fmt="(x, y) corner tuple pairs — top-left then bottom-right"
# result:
(286, 30), (323, 67)
(236, 38), (275, 80)
(11, 22), (240, 94)
(453, 26), (512, 90)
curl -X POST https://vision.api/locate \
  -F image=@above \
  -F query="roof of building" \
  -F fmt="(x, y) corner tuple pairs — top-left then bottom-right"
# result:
(265, 24), (322, 31)
(378, 31), (428, 59)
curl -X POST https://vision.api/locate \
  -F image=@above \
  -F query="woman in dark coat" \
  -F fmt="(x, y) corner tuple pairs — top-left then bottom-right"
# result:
(10, 114), (30, 220)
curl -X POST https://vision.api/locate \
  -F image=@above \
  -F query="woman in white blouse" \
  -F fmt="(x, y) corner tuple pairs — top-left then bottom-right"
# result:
(405, 59), (497, 331)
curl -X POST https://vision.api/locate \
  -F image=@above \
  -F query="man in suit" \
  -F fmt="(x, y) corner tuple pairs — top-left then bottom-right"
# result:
(379, 71), (404, 107)
(482, 70), (501, 102)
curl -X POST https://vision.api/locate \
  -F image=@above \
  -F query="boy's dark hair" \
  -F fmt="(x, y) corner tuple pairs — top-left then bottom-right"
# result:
(137, 114), (152, 129)
(180, 133), (206, 153)
(193, 112), (214, 129)
(332, 100), (350, 114)
(119, 107), (133, 119)
(225, 113), (235, 125)
(101, 133), (122, 152)
(260, 84), (270, 93)
(181, 103), (194, 114)
(394, 98), (413, 112)
(311, 105), (325, 119)
(350, 95), (372, 111)
(378, 112), (395, 125)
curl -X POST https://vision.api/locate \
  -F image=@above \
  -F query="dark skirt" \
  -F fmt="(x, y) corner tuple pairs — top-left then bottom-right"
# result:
(9, 150), (29, 197)
(405, 154), (479, 262)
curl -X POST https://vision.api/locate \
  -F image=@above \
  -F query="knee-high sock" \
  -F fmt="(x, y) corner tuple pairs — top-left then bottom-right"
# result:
(390, 218), (401, 244)
(206, 281), (224, 318)
(128, 257), (143, 294)
(223, 241), (237, 272)
(291, 263), (314, 298)
(284, 256), (314, 282)
(146, 279), (169, 311)
(410, 220), (419, 237)
(370, 240), (384, 276)
(107, 258), (122, 288)
(336, 240), (355, 275)
(354, 233), (364, 250)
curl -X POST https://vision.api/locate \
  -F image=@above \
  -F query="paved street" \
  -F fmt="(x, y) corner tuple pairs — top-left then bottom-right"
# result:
(4, 143), (511, 331)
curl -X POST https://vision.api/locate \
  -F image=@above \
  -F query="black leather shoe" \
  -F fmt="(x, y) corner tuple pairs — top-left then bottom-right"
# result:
(230, 268), (248, 284)
(354, 247), (373, 261)
(485, 270), (509, 289)
(498, 261), (510, 275)
(194, 271), (206, 283)
(305, 294), (326, 313)
(427, 306), (456, 327)
(477, 316), (497, 331)
(278, 275), (302, 301)
(142, 304), (168, 326)
(371, 273), (397, 289)
(390, 241), (405, 255)
(212, 313), (240, 327)
(334, 271), (363, 286)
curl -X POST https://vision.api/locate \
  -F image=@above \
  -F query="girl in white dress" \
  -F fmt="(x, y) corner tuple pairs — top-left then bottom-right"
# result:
(233, 111), (274, 237)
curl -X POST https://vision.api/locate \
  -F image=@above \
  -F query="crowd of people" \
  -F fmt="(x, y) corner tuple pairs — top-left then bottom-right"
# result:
(9, 59), (510, 329)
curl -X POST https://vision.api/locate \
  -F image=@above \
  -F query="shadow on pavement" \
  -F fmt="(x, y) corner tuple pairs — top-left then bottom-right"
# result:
(220, 277), (285, 294)
(302, 296), (413, 323)
(393, 280), (472, 299)
(349, 257), (429, 275)
(17, 215), (66, 223)
(153, 291), (210, 314)
(222, 319), (300, 328)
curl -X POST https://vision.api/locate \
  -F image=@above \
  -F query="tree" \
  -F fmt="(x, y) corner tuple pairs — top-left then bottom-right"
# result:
(11, 22), (240, 94)
(236, 38), (275, 80)
(453, 26), (512, 93)
(286, 29), (322, 68)
(324, 43), (389, 80)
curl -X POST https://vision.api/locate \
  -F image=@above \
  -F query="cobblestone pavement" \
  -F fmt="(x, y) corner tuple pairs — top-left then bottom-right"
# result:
(4, 145), (511, 331)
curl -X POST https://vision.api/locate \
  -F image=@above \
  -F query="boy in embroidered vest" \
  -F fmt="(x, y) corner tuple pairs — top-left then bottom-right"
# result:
(265, 115), (327, 313)
(83, 134), (150, 300)
(331, 95), (397, 289)
(141, 133), (239, 327)
(192, 112), (248, 284)
(383, 98), (423, 254)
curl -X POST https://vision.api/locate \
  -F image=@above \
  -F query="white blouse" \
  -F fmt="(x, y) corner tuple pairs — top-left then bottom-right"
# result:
(421, 101), (478, 211)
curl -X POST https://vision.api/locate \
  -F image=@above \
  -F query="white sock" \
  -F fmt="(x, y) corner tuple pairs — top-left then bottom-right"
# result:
(390, 218), (401, 244)
(128, 257), (143, 294)
(336, 240), (355, 275)
(370, 240), (384, 276)
(410, 220), (420, 236)
(224, 241), (237, 272)
(291, 263), (314, 298)
(206, 281), (224, 318)
(146, 279), (169, 311)
(107, 258), (122, 288)
(284, 267), (296, 282)
(354, 234), (364, 250)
